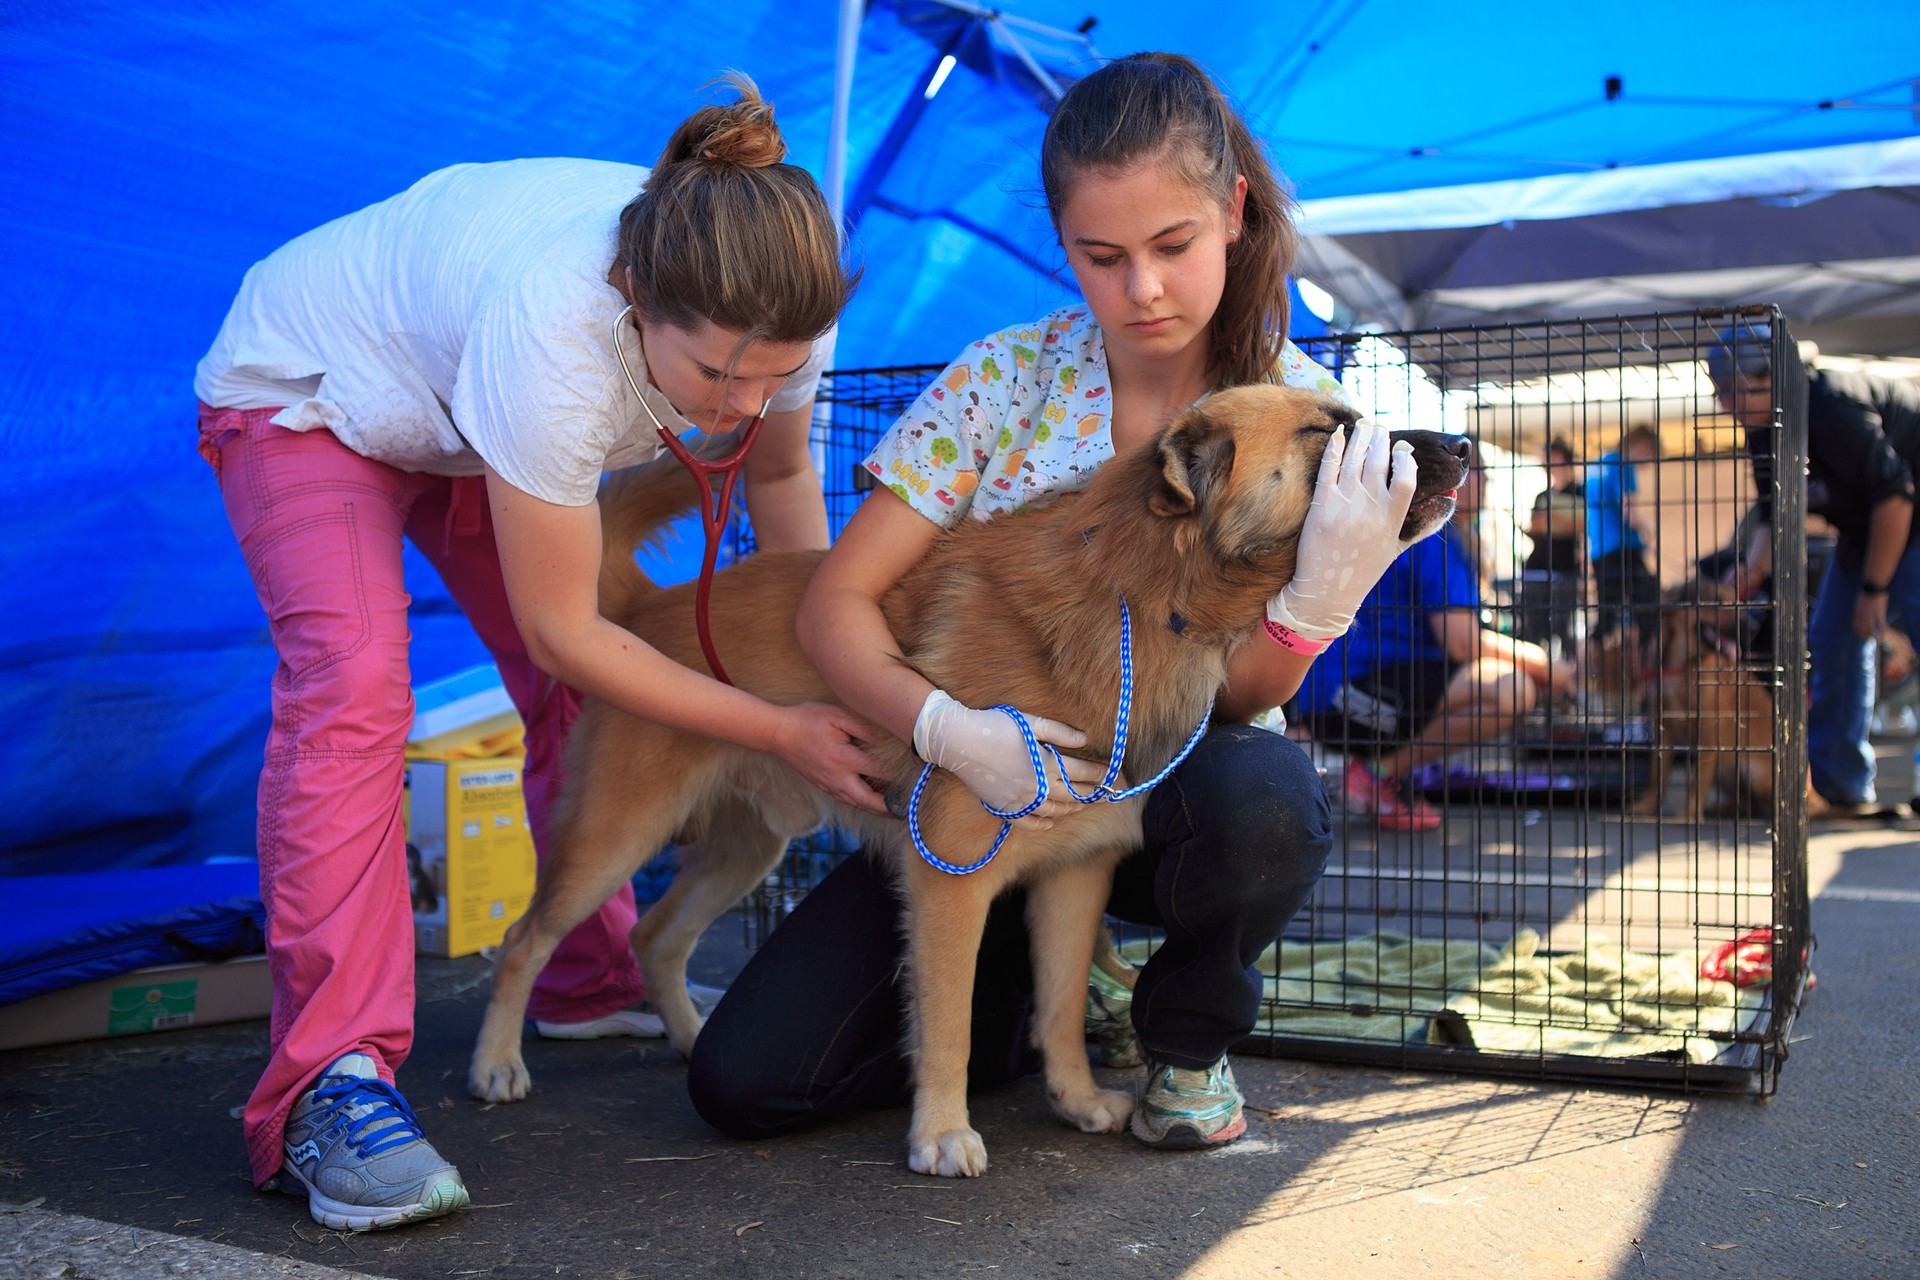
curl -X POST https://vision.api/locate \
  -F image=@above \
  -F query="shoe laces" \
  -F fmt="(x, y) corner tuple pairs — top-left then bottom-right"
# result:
(1153, 1058), (1227, 1096)
(307, 1074), (428, 1158)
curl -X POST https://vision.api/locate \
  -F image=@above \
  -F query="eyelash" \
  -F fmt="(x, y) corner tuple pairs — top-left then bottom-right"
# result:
(1086, 239), (1195, 268)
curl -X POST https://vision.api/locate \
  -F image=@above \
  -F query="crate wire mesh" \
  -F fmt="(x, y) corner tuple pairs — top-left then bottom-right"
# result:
(1277, 307), (1808, 1093)
(741, 307), (1811, 1094)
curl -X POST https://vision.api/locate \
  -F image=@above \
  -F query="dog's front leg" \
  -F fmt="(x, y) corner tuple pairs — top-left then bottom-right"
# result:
(1633, 701), (1677, 818)
(1025, 858), (1134, 1135)
(904, 867), (996, 1177)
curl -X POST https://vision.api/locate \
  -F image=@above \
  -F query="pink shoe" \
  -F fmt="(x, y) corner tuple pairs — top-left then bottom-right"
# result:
(1343, 759), (1442, 832)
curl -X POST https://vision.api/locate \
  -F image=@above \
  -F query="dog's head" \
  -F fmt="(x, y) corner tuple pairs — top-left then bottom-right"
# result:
(1139, 384), (1469, 583)
(1657, 578), (1746, 673)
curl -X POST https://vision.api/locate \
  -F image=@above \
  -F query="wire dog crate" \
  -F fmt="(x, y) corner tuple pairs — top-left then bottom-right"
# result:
(750, 307), (1812, 1094)
(1275, 307), (1809, 1094)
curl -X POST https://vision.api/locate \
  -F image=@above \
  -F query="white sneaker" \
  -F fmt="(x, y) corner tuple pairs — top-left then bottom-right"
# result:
(532, 982), (727, 1040)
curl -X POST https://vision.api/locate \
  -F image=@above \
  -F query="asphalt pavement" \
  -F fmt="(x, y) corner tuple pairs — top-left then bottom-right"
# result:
(4, 817), (1918, 1280)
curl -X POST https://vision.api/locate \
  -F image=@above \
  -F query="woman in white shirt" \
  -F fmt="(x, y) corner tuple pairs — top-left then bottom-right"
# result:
(194, 76), (884, 1231)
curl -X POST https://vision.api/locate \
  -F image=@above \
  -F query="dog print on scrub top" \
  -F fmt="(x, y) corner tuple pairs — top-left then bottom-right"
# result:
(866, 306), (1347, 531)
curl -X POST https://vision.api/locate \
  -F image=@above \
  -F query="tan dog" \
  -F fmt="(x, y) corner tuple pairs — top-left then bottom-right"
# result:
(468, 385), (1468, 1177)
(1637, 580), (1812, 818)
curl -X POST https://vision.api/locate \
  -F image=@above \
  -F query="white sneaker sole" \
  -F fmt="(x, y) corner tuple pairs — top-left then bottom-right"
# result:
(533, 1007), (667, 1039)
(282, 1165), (469, 1232)
(534, 984), (727, 1040)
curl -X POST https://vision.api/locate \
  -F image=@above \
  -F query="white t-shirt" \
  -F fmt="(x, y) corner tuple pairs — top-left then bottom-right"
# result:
(195, 158), (832, 506)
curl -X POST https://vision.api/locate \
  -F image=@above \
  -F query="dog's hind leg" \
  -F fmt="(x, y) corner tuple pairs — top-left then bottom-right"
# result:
(1025, 859), (1134, 1136)
(631, 797), (790, 1058)
(903, 865), (997, 1178)
(1684, 757), (1714, 820)
(468, 749), (710, 1104)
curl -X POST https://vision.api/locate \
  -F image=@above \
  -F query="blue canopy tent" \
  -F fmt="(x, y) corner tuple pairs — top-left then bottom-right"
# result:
(989, 2), (1920, 353)
(3, 0), (1918, 900)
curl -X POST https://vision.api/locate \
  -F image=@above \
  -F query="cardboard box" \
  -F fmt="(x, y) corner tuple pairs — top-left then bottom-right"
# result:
(0, 955), (272, 1052)
(407, 663), (524, 760)
(407, 755), (536, 957)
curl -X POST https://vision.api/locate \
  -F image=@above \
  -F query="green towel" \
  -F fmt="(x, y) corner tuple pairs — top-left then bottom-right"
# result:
(1428, 929), (1765, 1064)
(1116, 928), (1763, 1062)
(1119, 931), (1499, 1045)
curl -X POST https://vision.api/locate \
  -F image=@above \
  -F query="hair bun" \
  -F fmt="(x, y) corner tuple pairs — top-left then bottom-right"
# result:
(687, 72), (786, 169)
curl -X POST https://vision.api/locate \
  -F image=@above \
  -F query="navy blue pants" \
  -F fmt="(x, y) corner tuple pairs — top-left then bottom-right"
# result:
(687, 724), (1332, 1139)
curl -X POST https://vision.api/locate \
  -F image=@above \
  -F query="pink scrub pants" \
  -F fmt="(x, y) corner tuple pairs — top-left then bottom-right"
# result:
(198, 404), (648, 1184)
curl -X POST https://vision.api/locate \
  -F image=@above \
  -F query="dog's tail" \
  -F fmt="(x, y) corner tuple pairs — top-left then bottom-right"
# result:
(597, 458), (703, 617)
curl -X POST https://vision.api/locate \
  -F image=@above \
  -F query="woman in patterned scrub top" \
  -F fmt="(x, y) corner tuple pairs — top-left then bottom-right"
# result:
(689, 54), (1420, 1152)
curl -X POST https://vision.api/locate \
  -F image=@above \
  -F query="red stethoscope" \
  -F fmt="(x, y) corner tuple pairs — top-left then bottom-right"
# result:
(611, 302), (769, 686)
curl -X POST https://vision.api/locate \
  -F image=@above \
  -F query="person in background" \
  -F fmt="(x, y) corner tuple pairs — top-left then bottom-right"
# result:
(193, 78), (883, 1231)
(1711, 320), (1920, 814)
(1295, 444), (1573, 831)
(1585, 425), (1663, 687)
(688, 52), (1420, 1154)
(1521, 435), (1585, 652)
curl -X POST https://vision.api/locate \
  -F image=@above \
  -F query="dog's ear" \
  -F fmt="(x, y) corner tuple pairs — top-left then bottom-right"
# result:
(1150, 409), (1236, 523)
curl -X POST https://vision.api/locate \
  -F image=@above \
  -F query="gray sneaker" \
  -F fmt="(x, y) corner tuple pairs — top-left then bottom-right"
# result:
(278, 1053), (469, 1231)
(1085, 962), (1145, 1068)
(1130, 1055), (1248, 1149)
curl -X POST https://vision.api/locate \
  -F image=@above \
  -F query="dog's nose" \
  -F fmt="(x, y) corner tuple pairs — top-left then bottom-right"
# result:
(1442, 435), (1472, 461)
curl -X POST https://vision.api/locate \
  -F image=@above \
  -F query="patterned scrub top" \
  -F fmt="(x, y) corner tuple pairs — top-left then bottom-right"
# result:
(863, 305), (1348, 530)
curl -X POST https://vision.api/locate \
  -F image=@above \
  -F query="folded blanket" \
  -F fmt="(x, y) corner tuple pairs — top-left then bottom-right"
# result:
(1120, 931), (1498, 1045)
(1428, 928), (1765, 1063)
(1117, 927), (1763, 1062)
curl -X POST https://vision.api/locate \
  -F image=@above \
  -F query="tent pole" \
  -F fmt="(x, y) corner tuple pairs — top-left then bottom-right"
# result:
(825, 0), (862, 237)
(816, 0), (862, 455)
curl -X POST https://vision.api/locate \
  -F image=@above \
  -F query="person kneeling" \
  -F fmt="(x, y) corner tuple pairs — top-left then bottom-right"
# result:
(1294, 464), (1571, 831)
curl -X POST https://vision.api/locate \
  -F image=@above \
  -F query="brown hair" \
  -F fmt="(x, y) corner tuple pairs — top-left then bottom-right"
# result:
(1040, 52), (1300, 389)
(615, 73), (857, 353)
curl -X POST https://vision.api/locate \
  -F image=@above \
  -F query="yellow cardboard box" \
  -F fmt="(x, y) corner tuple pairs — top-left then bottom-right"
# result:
(407, 756), (536, 957)
(406, 663), (524, 759)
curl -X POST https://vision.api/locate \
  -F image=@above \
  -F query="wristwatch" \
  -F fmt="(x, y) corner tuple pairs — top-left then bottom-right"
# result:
(1861, 580), (1891, 595)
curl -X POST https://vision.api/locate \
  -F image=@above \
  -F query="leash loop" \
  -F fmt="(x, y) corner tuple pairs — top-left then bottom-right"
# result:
(910, 597), (1214, 875)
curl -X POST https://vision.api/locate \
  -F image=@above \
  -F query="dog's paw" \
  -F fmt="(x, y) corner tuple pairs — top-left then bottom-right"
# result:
(468, 1056), (531, 1104)
(662, 1014), (706, 1061)
(1051, 1084), (1134, 1134)
(907, 1127), (988, 1178)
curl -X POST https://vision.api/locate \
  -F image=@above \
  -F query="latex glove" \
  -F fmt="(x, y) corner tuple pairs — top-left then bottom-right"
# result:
(1266, 418), (1419, 643)
(913, 689), (1108, 825)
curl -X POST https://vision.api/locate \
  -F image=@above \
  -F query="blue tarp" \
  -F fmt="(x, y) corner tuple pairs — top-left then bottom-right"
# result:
(4, 0), (1917, 877)
(0, 863), (264, 1005)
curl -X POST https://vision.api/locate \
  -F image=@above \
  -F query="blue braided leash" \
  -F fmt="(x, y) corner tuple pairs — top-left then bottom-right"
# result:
(908, 598), (1214, 876)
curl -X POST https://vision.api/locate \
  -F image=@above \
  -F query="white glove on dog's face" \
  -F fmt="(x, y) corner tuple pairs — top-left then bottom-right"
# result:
(1267, 418), (1420, 643)
(913, 690), (1107, 823)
